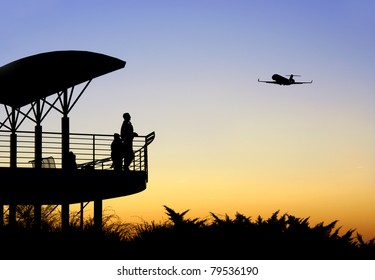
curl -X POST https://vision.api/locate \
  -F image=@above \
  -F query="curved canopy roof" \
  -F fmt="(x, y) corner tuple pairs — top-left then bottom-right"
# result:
(0, 50), (126, 108)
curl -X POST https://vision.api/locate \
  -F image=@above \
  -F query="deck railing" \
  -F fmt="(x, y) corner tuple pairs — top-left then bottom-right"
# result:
(0, 130), (155, 173)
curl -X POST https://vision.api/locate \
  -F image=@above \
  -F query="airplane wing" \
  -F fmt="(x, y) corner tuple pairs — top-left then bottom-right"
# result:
(293, 80), (313, 84)
(258, 79), (277, 84)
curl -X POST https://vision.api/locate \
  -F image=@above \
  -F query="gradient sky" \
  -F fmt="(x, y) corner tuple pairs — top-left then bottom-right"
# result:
(1, 1), (374, 240)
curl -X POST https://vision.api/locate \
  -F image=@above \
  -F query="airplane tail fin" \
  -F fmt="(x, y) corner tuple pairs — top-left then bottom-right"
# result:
(286, 74), (300, 79)
(286, 74), (301, 82)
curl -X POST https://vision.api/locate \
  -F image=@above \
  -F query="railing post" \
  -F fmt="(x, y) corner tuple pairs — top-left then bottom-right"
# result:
(92, 135), (96, 167)
(34, 124), (42, 169)
(61, 116), (70, 169)
(10, 132), (17, 168)
(144, 144), (149, 180)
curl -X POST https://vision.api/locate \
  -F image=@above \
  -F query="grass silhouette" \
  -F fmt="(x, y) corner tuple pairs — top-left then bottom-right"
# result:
(1, 205), (374, 260)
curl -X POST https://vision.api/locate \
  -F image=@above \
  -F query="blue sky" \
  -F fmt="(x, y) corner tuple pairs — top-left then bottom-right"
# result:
(1, 1), (375, 239)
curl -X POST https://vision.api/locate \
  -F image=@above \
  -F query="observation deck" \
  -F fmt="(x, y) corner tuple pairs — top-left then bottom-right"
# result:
(0, 50), (155, 229)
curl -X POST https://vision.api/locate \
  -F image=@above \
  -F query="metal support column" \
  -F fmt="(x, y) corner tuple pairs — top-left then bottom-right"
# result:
(94, 199), (102, 231)
(34, 100), (42, 169)
(10, 107), (17, 169)
(8, 205), (16, 228)
(61, 203), (69, 230)
(61, 89), (70, 169)
(61, 89), (70, 230)
(0, 204), (3, 227)
(80, 202), (84, 231)
(8, 108), (18, 226)
(33, 204), (41, 230)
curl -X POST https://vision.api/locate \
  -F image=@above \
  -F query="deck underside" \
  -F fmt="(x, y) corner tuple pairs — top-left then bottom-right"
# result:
(0, 168), (146, 205)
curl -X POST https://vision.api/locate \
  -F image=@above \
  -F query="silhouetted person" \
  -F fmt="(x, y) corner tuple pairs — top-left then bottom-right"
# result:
(120, 112), (138, 170)
(67, 151), (77, 170)
(111, 133), (123, 171)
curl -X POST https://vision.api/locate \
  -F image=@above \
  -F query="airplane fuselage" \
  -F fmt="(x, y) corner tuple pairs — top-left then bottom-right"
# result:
(272, 74), (293, 85)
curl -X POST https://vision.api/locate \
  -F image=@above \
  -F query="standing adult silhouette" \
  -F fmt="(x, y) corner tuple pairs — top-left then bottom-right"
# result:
(120, 112), (138, 170)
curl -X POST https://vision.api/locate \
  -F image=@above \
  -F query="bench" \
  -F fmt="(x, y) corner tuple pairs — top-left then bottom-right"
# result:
(29, 156), (56, 168)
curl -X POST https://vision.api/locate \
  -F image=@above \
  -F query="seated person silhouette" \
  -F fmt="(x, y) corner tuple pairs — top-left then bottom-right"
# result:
(111, 133), (123, 171)
(67, 151), (77, 170)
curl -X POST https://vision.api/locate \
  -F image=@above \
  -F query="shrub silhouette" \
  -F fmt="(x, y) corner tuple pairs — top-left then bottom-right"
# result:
(125, 207), (375, 260)
(1, 205), (374, 259)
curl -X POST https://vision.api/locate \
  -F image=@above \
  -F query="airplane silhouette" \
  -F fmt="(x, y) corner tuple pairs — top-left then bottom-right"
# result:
(258, 74), (312, 85)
